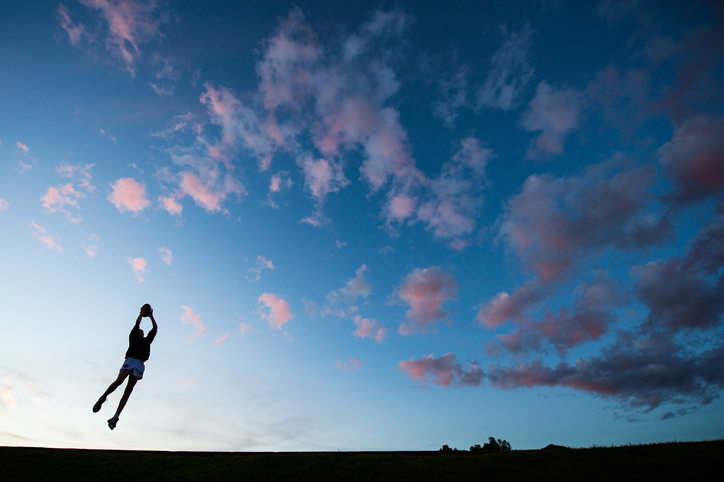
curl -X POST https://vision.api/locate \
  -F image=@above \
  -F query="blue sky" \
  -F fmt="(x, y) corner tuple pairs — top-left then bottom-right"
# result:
(1, 0), (723, 451)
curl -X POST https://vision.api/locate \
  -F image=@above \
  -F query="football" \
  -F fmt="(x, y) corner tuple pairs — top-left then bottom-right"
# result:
(141, 304), (152, 317)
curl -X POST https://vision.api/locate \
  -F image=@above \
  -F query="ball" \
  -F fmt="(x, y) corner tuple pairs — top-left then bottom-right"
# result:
(141, 303), (152, 317)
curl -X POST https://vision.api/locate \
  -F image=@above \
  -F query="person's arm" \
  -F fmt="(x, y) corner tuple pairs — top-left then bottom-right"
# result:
(148, 307), (156, 328)
(147, 308), (158, 342)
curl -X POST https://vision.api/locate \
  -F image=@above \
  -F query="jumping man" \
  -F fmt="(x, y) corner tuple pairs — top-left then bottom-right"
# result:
(93, 304), (157, 430)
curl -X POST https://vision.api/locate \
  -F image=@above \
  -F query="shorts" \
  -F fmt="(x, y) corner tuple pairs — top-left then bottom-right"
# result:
(121, 358), (145, 379)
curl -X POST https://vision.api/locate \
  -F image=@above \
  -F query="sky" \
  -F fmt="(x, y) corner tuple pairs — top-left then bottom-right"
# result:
(1, 0), (723, 452)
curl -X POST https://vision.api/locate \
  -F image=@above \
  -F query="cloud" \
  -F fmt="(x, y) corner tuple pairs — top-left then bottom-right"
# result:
(399, 353), (483, 388)
(521, 81), (584, 160)
(85, 234), (100, 258)
(238, 322), (255, 335)
(199, 82), (282, 171)
(327, 264), (371, 304)
(395, 267), (458, 334)
(477, 23), (534, 111)
(632, 260), (724, 332)
(99, 128), (117, 142)
(352, 315), (386, 343)
(179, 305), (209, 337)
(57, 3), (89, 46)
(267, 171), (293, 208)
(336, 358), (362, 371)
(15, 142), (36, 173)
(41, 184), (84, 223)
(215, 333), (230, 347)
(254, 7), (425, 225)
(248, 255), (275, 282)
(498, 160), (671, 280)
(108, 177), (150, 213)
(29, 222), (62, 252)
(179, 170), (243, 214)
(258, 293), (294, 330)
(477, 278), (550, 329)
(85, 244), (98, 258)
(434, 66), (468, 127)
(55, 162), (96, 193)
(631, 210), (724, 332)
(486, 331), (724, 412)
(0, 199), (8, 212)
(417, 137), (492, 245)
(491, 278), (622, 357)
(69, 0), (168, 76)
(149, 53), (182, 97)
(594, 0), (641, 27)
(159, 195), (183, 215)
(15, 142), (29, 154)
(127, 256), (147, 283)
(159, 247), (173, 265)
(657, 116), (724, 201)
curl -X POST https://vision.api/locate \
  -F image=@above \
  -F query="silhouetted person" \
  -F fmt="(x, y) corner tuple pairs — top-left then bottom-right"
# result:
(93, 304), (157, 430)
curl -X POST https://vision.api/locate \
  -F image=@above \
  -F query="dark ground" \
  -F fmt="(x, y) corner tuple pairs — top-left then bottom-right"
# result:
(2, 440), (722, 481)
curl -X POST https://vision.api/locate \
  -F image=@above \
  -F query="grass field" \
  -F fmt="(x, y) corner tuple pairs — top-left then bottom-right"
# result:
(2, 440), (722, 481)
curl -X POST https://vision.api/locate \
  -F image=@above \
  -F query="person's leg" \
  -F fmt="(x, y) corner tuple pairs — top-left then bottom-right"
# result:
(107, 375), (140, 429)
(94, 369), (129, 412)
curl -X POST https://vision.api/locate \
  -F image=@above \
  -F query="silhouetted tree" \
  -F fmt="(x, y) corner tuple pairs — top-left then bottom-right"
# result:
(498, 439), (512, 451)
(470, 444), (483, 452)
(439, 444), (453, 453)
(488, 437), (501, 451)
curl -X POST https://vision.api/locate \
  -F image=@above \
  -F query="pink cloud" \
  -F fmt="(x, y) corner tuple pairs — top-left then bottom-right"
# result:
(657, 116), (724, 200)
(477, 279), (550, 329)
(85, 244), (98, 258)
(41, 184), (84, 223)
(159, 195), (183, 215)
(127, 256), (147, 283)
(0, 199), (8, 212)
(486, 331), (724, 412)
(29, 222), (62, 252)
(396, 267), (458, 335)
(521, 81), (584, 160)
(336, 358), (362, 371)
(108, 177), (150, 213)
(253, 7), (425, 224)
(417, 137), (492, 243)
(238, 322), (255, 334)
(258, 293), (294, 330)
(178, 171), (243, 214)
(15, 142), (29, 154)
(297, 154), (349, 202)
(498, 160), (670, 280)
(477, 23), (534, 112)
(55, 162), (96, 193)
(352, 315), (386, 344)
(57, 3), (88, 46)
(179, 305), (209, 337)
(399, 353), (483, 388)
(327, 264), (371, 304)
(215, 333), (230, 347)
(200, 83), (281, 171)
(159, 247), (173, 265)
(269, 171), (292, 193)
(248, 255), (275, 281)
(75, 0), (166, 76)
